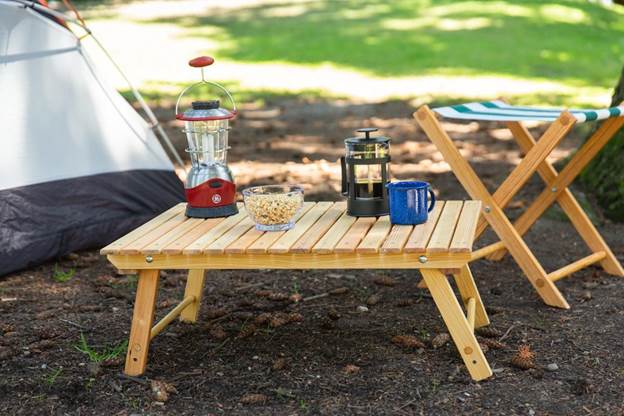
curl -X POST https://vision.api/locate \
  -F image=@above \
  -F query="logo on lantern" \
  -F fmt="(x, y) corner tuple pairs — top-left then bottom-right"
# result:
(212, 194), (222, 204)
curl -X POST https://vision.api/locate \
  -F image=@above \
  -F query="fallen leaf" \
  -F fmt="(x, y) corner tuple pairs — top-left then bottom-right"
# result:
(475, 326), (502, 338)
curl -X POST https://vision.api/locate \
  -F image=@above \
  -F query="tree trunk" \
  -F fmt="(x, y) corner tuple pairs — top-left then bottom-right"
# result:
(580, 65), (624, 221)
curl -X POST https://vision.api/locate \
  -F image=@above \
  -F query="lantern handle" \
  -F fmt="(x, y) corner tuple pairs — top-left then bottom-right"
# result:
(174, 56), (237, 118)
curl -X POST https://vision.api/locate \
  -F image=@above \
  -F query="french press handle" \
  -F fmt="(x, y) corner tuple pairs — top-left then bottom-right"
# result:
(340, 156), (348, 196)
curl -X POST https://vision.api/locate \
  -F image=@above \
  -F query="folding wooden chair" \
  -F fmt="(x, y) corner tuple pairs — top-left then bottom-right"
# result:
(414, 100), (624, 309)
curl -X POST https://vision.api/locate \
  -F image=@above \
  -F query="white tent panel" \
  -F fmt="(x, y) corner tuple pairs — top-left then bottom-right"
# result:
(0, 3), (174, 190)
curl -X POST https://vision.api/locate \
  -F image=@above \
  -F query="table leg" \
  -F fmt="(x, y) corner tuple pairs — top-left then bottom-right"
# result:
(452, 265), (489, 328)
(125, 269), (160, 376)
(421, 268), (492, 381)
(180, 269), (206, 323)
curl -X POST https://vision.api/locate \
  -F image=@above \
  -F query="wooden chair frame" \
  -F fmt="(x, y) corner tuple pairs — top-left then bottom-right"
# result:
(414, 105), (624, 309)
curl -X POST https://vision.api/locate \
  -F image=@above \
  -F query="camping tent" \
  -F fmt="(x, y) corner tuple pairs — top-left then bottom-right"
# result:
(0, 0), (185, 276)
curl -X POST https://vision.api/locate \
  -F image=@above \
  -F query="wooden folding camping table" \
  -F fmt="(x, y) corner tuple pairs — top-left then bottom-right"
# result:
(415, 101), (624, 309)
(101, 200), (494, 381)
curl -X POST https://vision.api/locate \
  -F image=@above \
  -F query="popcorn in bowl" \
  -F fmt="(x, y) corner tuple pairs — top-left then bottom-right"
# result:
(242, 185), (304, 231)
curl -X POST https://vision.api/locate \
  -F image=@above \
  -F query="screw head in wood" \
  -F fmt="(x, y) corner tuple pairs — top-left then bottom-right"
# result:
(551, 186), (557, 193)
(418, 255), (427, 264)
(484, 206), (491, 213)
(145, 255), (153, 263)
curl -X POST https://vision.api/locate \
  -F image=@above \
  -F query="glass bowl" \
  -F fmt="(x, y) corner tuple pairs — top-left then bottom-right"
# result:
(242, 185), (304, 231)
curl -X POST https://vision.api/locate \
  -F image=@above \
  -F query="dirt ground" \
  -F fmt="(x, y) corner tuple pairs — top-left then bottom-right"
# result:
(1, 97), (624, 415)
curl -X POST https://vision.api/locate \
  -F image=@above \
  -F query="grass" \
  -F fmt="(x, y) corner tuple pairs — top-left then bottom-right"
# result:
(45, 368), (63, 386)
(52, 264), (75, 283)
(75, 333), (128, 363)
(139, 0), (624, 89)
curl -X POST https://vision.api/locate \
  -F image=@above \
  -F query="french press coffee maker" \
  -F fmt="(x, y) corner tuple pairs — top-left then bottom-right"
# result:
(175, 56), (239, 218)
(340, 128), (391, 217)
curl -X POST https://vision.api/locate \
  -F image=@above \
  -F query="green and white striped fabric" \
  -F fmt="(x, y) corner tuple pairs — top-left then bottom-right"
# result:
(433, 100), (624, 123)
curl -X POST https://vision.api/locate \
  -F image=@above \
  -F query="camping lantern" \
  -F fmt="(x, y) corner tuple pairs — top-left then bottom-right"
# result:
(175, 56), (239, 218)
(340, 128), (391, 217)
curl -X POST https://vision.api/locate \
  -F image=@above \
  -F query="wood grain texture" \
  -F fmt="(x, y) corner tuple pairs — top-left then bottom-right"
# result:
(100, 203), (186, 255)
(380, 225), (413, 254)
(268, 202), (333, 254)
(162, 217), (225, 254)
(119, 212), (189, 254)
(404, 202), (445, 253)
(427, 201), (463, 253)
(246, 202), (316, 254)
(421, 268), (492, 381)
(179, 269), (206, 323)
(311, 212), (357, 254)
(182, 209), (248, 255)
(290, 202), (346, 253)
(334, 217), (377, 253)
(204, 217), (255, 254)
(124, 269), (160, 376)
(450, 201), (482, 253)
(356, 216), (392, 253)
(107, 252), (470, 270)
(142, 218), (205, 254)
(415, 105), (569, 309)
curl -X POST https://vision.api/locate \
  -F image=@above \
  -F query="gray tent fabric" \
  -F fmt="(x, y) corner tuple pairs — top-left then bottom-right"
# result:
(0, 1), (185, 276)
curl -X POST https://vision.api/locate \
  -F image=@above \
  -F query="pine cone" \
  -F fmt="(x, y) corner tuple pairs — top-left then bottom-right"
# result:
(254, 313), (272, 325)
(366, 294), (381, 306)
(374, 276), (396, 287)
(240, 393), (267, 405)
(287, 312), (303, 323)
(480, 338), (508, 350)
(391, 335), (426, 349)
(475, 326), (502, 338)
(205, 307), (228, 319)
(268, 292), (289, 301)
(330, 287), (349, 295)
(396, 299), (414, 307)
(431, 333), (450, 349)
(237, 324), (257, 339)
(255, 290), (273, 298)
(510, 345), (535, 370)
(269, 313), (289, 328)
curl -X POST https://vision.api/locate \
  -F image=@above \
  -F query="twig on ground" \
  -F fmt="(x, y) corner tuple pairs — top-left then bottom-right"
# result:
(499, 324), (517, 342)
(234, 282), (266, 292)
(59, 318), (89, 330)
(117, 373), (149, 386)
(303, 292), (329, 302)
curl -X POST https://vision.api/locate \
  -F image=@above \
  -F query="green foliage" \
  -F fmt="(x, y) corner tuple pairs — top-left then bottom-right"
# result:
(580, 65), (624, 221)
(139, 0), (624, 88)
(45, 368), (62, 386)
(74, 334), (128, 363)
(52, 264), (75, 283)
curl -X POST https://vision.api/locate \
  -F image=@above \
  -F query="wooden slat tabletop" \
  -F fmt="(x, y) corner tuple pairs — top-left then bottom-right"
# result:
(101, 200), (481, 256)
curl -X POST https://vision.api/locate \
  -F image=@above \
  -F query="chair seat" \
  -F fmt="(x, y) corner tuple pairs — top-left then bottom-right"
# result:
(434, 100), (624, 123)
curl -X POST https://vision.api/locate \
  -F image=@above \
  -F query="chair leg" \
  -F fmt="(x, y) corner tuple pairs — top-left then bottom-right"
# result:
(488, 120), (624, 277)
(180, 269), (206, 323)
(415, 106), (569, 309)
(125, 269), (160, 376)
(452, 265), (489, 328)
(472, 112), (576, 238)
(421, 268), (492, 381)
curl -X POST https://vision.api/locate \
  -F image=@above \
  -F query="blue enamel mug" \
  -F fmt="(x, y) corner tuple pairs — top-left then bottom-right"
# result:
(386, 181), (436, 225)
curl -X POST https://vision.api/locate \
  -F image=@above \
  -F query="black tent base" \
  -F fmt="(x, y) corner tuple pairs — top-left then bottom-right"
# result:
(0, 169), (184, 277)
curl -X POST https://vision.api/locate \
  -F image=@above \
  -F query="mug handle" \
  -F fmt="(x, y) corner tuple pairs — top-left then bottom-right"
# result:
(427, 187), (436, 212)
